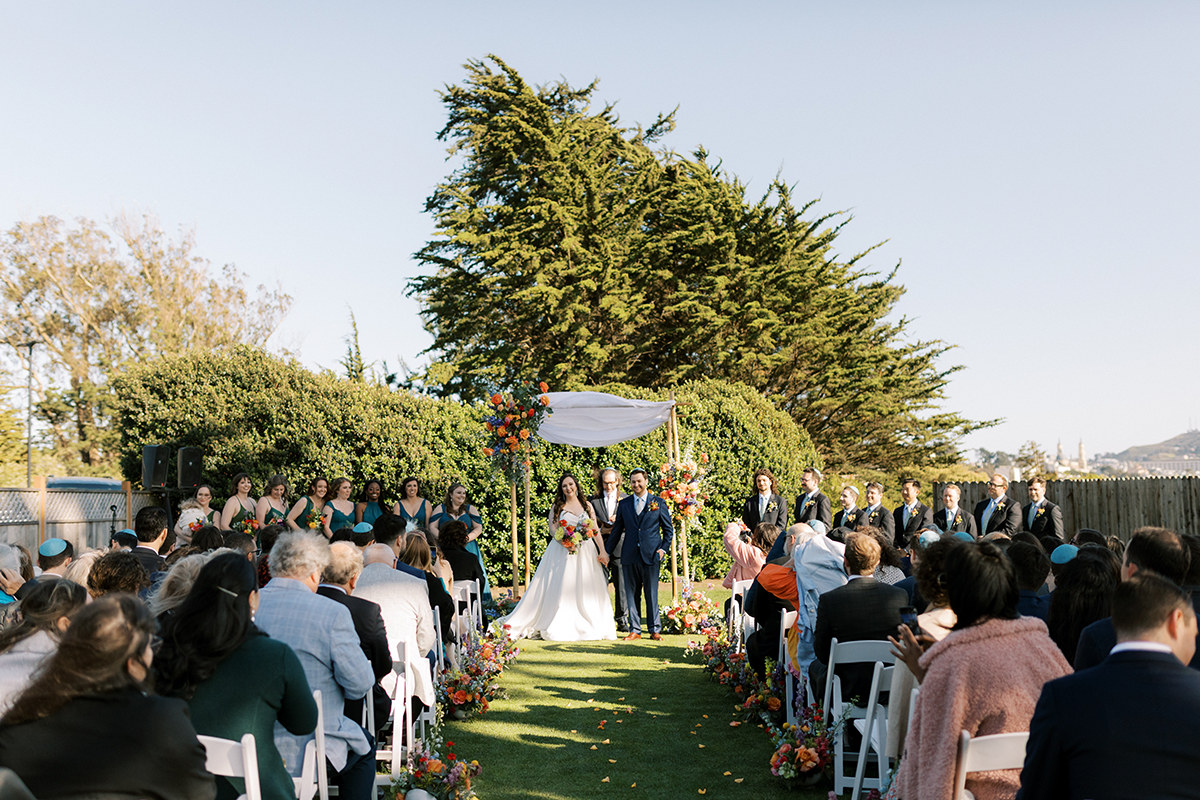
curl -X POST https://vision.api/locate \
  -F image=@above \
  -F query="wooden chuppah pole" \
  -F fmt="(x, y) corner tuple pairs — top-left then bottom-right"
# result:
(670, 399), (688, 589)
(524, 466), (532, 588)
(510, 479), (519, 596)
(668, 393), (679, 602)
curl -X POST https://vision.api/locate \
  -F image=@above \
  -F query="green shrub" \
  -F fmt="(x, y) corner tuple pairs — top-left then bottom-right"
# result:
(112, 348), (820, 584)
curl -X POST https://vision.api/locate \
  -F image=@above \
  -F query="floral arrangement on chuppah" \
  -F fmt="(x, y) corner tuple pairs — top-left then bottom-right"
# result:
(659, 584), (720, 634)
(657, 452), (710, 521)
(481, 380), (552, 482)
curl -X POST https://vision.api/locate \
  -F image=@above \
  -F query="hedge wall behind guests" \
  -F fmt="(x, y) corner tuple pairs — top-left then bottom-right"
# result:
(112, 347), (819, 582)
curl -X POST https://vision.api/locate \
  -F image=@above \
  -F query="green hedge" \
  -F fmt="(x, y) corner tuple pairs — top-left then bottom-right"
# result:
(112, 348), (820, 584)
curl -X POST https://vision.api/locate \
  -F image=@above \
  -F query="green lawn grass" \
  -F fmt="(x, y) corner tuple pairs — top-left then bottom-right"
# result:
(442, 581), (831, 799)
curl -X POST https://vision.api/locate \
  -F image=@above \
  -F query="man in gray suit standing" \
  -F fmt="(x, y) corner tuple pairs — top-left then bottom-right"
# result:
(591, 468), (629, 632)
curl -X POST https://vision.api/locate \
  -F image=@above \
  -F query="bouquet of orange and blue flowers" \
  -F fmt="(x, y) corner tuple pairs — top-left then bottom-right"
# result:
(554, 515), (597, 555)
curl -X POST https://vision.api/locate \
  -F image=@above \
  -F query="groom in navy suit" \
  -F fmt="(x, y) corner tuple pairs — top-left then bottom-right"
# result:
(606, 468), (673, 640)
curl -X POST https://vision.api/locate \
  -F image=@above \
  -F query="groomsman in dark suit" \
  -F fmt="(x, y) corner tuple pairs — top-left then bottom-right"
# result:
(591, 468), (629, 632)
(856, 482), (895, 541)
(892, 478), (933, 549)
(606, 468), (674, 640)
(795, 467), (832, 530)
(833, 486), (862, 530)
(933, 484), (978, 537)
(742, 468), (788, 532)
(973, 473), (1022, 536)
(1017, 574), (1200, 800)
(1022, 476), (1064, 540)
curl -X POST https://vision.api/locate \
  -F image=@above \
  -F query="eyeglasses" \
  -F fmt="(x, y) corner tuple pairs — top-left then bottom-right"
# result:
(987, 482), (1005, 488)
(150, 634), (163, 651)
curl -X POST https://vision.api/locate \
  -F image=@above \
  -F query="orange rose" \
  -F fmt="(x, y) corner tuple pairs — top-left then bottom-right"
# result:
(539, 381), (548, 391)
(767, 696), (781, 712)
(427, 759), (445, 774)
(453, 689), (468, 705)
(519, 429), (530, 439)
(490, 394), (502, 406)
(540, 395), (549, 405)
(482, 448), (494, 456)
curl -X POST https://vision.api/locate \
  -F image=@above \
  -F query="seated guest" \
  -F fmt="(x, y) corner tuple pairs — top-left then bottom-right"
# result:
(1047, 545), (1120, 663)
(743, 469), (788, 531)
(1018, 574), (1200, 799)
(894, 529), (939, 609)
(1105, 534), (1126, 560)
(131, 506), (169, 576)
(1009, 541), (1052, 621)
(256, 522), (288, 588)
(157, 552), (317, 800)
(893, 541), (1070, 800)
(867, 528), (906, 584)
(373, 514), (430, 582)
(353, 544), (436, 715)
(745, 524), (805, 679)
(0, 595), (214, 799)
(1072, 528), (1106, 548)
(256, 533), (375, 800)
(191, 526), (226, 552)
(87, 551), (151, 598)
(149, 551), (215, 620)
(1073, 526), (1196, 670)
(792, 523), (848, 680)
(722, 520), (776, 615)
(439, 520), (487, 588)
(36, 538), (73, 579)
(399, 534), (455, 644)
(811, 532), (907, 704)
(318, 542), (392, 736)
(222, 531), (257, 562)
(423, 528), (456, 597)
(110, 528), (139, 551)
(0, 580), (88, 714)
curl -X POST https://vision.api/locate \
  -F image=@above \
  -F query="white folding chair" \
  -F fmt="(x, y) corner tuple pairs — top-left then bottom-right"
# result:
(293, 689), (329, 800)
(453, 579), (483, 642)
(729, 579), (753, 648)
(199, 733), (262, 800)
(432, 614), (446, 676)
(953, 729), (1029, 800)
(820, 638), (896, 796)
(775, 608), (799, 725)
(374, 659), (411, 786)
(850, 660), (895, 798)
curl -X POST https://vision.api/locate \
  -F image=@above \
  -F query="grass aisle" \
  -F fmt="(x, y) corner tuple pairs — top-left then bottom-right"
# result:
(442, 633), (808, 799)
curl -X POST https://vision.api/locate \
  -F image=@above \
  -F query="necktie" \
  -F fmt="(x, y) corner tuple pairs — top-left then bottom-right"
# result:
(1028, 502), (1037, 527)
(760, 495), (767, 517)
(636, 496), (645, 515)
(904, 505), (912, 527)
(982, 499), (996, 531)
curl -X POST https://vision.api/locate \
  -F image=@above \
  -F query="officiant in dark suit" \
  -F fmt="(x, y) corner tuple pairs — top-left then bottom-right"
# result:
(591, 468), (629, 632)
(606, 468), (673, 640)
(794, 467), (832, 529)
(742, 468), (788, 531)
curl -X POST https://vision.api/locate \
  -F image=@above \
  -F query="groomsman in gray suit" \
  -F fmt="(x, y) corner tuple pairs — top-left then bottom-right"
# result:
(591, 468), (628, 632)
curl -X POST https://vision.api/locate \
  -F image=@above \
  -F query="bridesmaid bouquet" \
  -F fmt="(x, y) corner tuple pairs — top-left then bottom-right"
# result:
(554, 516), (598, 555)
(303, 508), (323, 530)
(233, 517), (260, 537)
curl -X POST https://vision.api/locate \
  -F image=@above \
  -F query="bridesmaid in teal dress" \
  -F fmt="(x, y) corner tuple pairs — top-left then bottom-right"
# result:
(355, 479), (389, 526)
(322, 477), (356, 538)
(220, 473), (258, 531)
(392, 476), (429, 532)
(286, 476), (328, 532)
(256, 474), (290, 527)
(194, 485), (218, 525)
(430, 482), (489, 598)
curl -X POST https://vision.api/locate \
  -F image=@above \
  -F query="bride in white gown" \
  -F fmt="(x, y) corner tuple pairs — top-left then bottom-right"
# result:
(498, 473), (618, 641)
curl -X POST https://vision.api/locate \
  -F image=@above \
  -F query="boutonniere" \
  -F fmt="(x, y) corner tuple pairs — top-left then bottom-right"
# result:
(996, 502), (1005, 512)
(1035, 507), (1046, 518)
(767, 500), (778, 512)
(648, 500), (659, 512)
(954, 514), (962, 526)
(803, 499), (814, 510)
(847, 512), (858, 524)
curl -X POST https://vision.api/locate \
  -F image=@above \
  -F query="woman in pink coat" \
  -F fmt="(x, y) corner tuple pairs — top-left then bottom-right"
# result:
(722, 521), (777, 588)
(894, 540), (1071, 800)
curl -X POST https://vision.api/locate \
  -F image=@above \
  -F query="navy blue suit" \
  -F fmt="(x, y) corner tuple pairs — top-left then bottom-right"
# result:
(606, 493), (673, 634)
(1018, 649), (1200, 799)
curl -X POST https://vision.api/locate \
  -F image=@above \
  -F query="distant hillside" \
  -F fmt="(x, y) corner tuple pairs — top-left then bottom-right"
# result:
(1109, 430), (1200, 461)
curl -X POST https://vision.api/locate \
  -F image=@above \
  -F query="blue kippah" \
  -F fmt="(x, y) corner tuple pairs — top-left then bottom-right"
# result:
(809, 520), (827, 536)
(117, 528), (135, 536)
(918, 530), (942, 548)
(38, 538), (68, 557)
(352, 522), (374, 534)
(951, 531), (975, 543)
(1051, 544), (1079, 565)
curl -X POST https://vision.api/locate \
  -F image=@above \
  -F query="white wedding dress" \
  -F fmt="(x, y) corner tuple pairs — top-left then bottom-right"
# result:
(498, 509), (618, 641)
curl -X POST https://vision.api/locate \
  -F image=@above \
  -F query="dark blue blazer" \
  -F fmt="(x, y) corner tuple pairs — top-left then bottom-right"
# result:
(606, 493), (673, 565)
(1018, 650), (1200, 800)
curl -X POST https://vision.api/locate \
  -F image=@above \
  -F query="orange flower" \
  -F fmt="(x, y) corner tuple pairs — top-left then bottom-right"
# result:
(497, 427), (507, 437)
(490, 394), (502, 406)
(766, 696), (781, 712)
(540, 395), (549, 405)
(506, 436), (518, 446)
(539, 381), (548, 391)
(519, 429), (530, 440)
(427, 759), (446, 774)
(453, 689), (468, 705)
(482, 448), (494, 456)
(485, 421), (494, 431)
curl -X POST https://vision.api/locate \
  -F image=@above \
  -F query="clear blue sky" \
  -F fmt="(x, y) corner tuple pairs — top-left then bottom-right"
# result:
(4, 1), (1197, 458)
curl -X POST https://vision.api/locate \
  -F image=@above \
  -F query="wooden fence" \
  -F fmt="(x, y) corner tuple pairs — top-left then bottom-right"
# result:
(935, 477), (1200, 540)
(0, 478), (161, 552)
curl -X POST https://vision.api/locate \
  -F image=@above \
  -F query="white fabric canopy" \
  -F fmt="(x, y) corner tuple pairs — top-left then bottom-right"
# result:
(537, 391), (675, 447)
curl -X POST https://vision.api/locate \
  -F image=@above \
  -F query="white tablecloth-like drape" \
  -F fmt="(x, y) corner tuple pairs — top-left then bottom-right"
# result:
(537, 391), (675, 447)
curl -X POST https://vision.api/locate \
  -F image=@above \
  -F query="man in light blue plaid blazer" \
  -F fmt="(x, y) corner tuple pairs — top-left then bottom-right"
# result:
(256, 532), (375, 800)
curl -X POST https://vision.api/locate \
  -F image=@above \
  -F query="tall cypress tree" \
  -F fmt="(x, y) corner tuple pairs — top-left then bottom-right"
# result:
(409, 56), (991, 471)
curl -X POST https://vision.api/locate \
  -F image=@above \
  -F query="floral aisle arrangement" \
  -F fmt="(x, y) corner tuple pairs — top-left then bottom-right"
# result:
(440, 630), (521, 721)
(764, 703), (848, 788)
(553, 514), (598, 555)
(658, 584), (720, 634)
(383, 734), (482, 800)
(484, 590), (519, 623)
(481, 380), (552, 482)
(657, 452), (710, 522)
(684, 625), (786, 720)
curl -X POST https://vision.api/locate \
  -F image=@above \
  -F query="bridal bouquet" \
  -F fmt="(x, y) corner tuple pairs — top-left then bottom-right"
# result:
(554, 515), (597, 555)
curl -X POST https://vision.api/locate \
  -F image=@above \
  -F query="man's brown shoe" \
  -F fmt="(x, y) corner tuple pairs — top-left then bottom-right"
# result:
(650, 633), (663, 641)
(623, 632), (642, 641)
